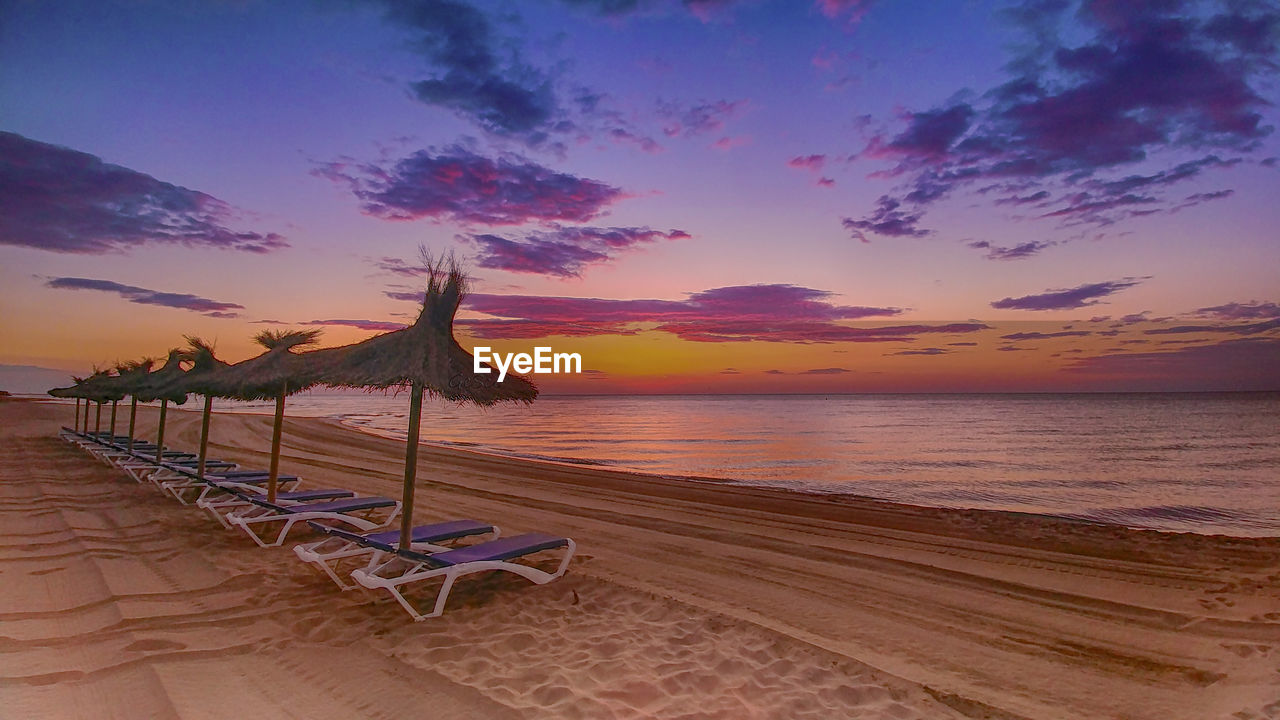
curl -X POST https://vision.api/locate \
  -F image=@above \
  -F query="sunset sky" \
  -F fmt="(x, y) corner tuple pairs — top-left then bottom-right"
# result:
(2, 0), (1278, 393)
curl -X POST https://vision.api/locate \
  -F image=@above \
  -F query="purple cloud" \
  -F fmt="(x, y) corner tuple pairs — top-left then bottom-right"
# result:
(0, 132), (286, 255)
(991, 278), (1144, 311)
(788, 154), (827, 172)
(371, 0), (561, 143)
(846, 1), (1279, 242)
(1193, 301), (1280, 320)
(864, 104), (975, 163)
(890, 348), (950, 356)
(1065, 338), (1280, 391)
(316, 146), (623, 225)
(842, 195), (929, 242)
(447, 283), (985, 343)
(967, 239), (1055, 260)
(658, 99), (745, 138)
(815, 0), (878, 26)
(799, 367), (852, 374)
(1144, 318), (1280, 335)
(45, 277), (244, 318)
(302, 319), (407, 331)
(372, 257), (428, 277)
(1000, 330), (1093, 340)
(462, 225), (690, 278)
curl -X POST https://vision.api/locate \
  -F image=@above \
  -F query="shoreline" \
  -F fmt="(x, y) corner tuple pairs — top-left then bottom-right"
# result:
(5, 396), (1279, 719)
(38, 395), (1278, 538)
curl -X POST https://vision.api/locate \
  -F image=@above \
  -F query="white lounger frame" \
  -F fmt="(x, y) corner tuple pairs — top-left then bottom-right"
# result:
(195, 482), (321, 528)
(227, 501), (401, 548)
(350, 539), (576, 621)
(293, 525), (502, 591)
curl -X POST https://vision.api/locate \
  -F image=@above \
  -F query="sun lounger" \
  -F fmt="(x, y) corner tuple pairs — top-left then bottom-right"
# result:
(293, 519), (499, 590)
(226, 495), (401, 548)
(350, 532), (575, 621)
(197, 483), (336, 527)
(162, 469), (299, 505)
(145, 459), (239, 493)
(114, 453), (207, 482)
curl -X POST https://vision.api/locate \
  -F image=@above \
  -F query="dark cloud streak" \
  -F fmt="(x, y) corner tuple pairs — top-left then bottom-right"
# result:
(45, 277), (244, 318)
(0, 132), (286, 255)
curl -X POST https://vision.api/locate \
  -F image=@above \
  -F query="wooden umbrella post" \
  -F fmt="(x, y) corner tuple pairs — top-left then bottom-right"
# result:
(110, 400), (118, 440)
(197, 395), (212, 481)
(155, 399), (168, 463)
(94, 401), (103, 437)
(127, 398), (138, 452)
(267, 382), (286, 504)
(399, 381), (424, 549)
(74, 398), (80, 432)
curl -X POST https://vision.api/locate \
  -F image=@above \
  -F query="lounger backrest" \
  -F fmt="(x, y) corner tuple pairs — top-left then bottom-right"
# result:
(398, 533), (567, 569)
(279, 496), (395, 515)
(305, 519), (494, 553)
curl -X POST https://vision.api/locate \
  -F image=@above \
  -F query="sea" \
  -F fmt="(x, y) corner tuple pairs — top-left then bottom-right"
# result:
(157, 391), (1277, 538)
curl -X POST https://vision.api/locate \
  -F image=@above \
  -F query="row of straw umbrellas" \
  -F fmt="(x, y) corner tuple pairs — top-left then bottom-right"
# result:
(50, 261), (537, 549)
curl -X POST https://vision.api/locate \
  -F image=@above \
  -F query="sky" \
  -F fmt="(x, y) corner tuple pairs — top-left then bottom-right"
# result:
(1, 0), (1278, 393)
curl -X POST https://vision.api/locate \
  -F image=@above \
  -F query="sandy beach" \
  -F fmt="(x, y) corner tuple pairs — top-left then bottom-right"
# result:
(2, 397), (1278, 720)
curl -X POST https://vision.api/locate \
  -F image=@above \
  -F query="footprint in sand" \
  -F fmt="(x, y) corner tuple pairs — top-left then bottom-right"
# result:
(1221, 643), (1273, 658)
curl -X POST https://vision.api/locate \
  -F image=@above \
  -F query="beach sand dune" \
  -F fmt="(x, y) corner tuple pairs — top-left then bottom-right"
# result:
(2, 398), (1278, 719)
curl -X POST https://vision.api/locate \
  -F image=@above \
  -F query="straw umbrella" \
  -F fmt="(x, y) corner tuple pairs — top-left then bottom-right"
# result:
(203, 329), (324, 502)
(50, 370), (118, 435)
(48, 375), (83, 430)
(134, 350), (191, 462)
(160, 337), (231, 481)
(112, 359), (155, 451)
(49, 374), (95, 433)
(81, 369), (125, 438)
(312, 259), (537, 549)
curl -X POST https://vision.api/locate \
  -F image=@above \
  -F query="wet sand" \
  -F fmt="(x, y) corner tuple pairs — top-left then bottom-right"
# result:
(2, 397), (1278, 719)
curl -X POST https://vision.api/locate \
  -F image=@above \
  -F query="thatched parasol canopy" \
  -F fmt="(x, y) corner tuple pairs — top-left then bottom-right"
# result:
(161, 337), (232, 481)
(49, 370), (117, 434)
(155, 337), (230, 398)
(204, 329), (324, 401)
(48, 374), (92, 401)
(130, 349), (190, 462)
(49, 369), (119, 403)
(110, 358), (154, 451)
(80, 371), (126, 403)
(134, 350), (192, 405)
(311, 264), (537, 404)
(203, 329), (324, 501)
(113, 358), (156, 396)
(310, 257), (537, 549)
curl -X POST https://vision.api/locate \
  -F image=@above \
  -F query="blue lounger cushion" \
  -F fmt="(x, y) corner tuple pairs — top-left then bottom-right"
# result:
(267, 489), (354, 503)
(247, 496), (397, 514)
(313, 520), (495, 553)
(401, 533), (569, 568)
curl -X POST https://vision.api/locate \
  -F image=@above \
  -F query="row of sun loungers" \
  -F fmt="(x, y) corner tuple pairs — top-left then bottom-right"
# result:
(58, 426), (576, 620)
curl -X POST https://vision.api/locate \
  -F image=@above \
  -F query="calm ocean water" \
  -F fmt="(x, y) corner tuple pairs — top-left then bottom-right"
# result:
(196, 392), (1278, 536)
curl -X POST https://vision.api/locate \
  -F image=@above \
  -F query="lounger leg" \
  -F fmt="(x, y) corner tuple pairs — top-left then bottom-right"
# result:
(426, 570), (461, 621)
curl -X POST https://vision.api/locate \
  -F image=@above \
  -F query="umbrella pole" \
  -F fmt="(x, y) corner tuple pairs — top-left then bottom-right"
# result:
(74, 399), (80, 432)
(399, 381), (424, 549)
(127, 398), (138, 452)
(267, 387), (286, 503)
(197, 395), (212, 481)
(95, 402), (103, 437)
(155, 399), (168, 463)
(110, 400), (118, 440)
